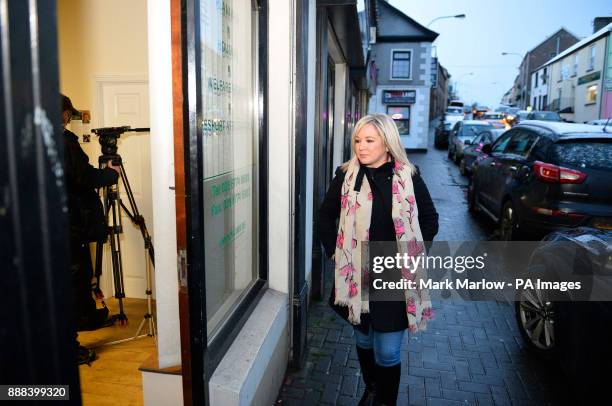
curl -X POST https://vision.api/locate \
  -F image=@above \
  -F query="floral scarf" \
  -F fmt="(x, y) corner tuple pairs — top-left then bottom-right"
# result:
(333, 156), (433, 332)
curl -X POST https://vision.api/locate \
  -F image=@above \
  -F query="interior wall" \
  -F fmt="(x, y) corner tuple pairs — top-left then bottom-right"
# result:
(57, 0), (149, 113)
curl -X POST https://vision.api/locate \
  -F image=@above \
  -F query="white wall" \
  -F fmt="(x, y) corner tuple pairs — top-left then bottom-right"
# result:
(57, 0), (149, 112)
(147, 0), (180, 368)
(268, 0), (292, 294)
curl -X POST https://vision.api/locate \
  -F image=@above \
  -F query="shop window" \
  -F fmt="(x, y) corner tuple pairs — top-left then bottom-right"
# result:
(586, 85), (597, 104)
(391, 50), (411, 79)
(387, 106), (410, 135)
(200, 0), (261, 336)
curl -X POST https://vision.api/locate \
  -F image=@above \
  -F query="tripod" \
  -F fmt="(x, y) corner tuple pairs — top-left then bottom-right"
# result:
(93, 152), (156, 346)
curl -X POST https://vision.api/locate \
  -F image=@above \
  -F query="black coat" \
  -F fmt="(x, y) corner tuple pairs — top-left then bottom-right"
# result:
(318, 160), (439, 333)
(63, 129), (118, 242)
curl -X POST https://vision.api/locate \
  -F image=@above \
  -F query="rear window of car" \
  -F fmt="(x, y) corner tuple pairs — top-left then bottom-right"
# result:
(462, 124), (493, 136)
(484, 114), (504, 119)
(552, 141), (612, 170)
(529, 111), (561, 121)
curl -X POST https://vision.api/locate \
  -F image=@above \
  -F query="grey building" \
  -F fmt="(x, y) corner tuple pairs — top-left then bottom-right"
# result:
(430, 60), (451, 120)
(510, 28), (579, 109)
(362, 0), (438, 150)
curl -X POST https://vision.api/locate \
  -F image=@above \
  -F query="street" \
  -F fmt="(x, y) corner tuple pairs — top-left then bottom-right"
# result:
(276, 121), (571, 406)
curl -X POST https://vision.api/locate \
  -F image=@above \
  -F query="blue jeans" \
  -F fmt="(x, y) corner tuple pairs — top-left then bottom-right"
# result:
(354, 326), (405, 367)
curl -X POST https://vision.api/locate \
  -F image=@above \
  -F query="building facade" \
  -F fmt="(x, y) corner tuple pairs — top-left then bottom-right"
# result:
(510, 28), (578, 109)
(430, 60), (451, 120)
(362, 0), (438, 150)
(601, 30), (612, 119)
(541, 23), (611, 123)
(1, 0), (367, 405)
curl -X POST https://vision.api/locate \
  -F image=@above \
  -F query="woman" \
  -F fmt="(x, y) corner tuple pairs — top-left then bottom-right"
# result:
(318, 114), (439, 406)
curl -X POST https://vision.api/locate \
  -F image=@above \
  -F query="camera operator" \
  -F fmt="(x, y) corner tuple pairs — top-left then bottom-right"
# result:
(61, 94), (120, 365)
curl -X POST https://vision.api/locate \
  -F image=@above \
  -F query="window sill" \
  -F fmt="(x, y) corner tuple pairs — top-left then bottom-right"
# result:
(586, 68), (594, 73)
(585, 102), (596, 106)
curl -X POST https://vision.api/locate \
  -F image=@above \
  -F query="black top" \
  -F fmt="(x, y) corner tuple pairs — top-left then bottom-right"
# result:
(318, 160), (439, 333)
(63, 129), (118, 240)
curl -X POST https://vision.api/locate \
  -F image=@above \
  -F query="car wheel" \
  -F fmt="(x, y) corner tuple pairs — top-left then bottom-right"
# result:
(459, 158), (467, 176)
(515, 288), (556, 358)
(467, 178), (478, 213)
(499, 200), (519, 241)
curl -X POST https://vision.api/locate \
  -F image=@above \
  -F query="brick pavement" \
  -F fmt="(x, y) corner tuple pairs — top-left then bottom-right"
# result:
(276, 121), (570, 405)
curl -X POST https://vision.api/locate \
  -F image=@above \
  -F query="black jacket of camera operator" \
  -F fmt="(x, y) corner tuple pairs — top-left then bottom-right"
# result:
(63, 129), (118, 242)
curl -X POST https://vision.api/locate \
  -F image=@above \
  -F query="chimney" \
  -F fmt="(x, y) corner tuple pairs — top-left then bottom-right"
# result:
(593, 17), (612, 33)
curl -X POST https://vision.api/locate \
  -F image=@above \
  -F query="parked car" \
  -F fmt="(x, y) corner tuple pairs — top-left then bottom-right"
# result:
(448, 120), (494, 164)
(586, 118), (610, 126)
(482, 112), (507, 129)
(472, 105), (490, 119)
(449, 100), (464, 109)
(468, 121), (612, 240)
(514, 227), (612, 403)
(446, 106), (463, 115)
(435, 108), (465, 148)
(526, 110), (562, 122)
(459, 129), (505, 176)
(506, 109), (530, 126)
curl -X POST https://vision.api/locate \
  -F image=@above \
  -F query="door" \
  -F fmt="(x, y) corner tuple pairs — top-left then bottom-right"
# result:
(478, 130), (513, 212)
(488, 129), (538, 215)
(1, 0), (80, 396)
(96, 79), (153, 299)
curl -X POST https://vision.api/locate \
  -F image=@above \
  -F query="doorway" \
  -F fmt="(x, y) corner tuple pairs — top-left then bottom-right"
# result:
(56, 0), (155, 404)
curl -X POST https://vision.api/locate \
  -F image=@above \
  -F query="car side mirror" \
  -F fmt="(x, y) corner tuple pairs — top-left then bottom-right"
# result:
(481, 143), (492, 154)
(464, 139), (472, 145)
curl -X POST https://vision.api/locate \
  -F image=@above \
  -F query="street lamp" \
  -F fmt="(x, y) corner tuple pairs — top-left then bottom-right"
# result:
(427, 14), (466, 27)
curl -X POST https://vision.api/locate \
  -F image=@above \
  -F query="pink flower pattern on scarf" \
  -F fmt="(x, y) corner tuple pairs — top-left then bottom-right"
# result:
(333, 157), (434, 332)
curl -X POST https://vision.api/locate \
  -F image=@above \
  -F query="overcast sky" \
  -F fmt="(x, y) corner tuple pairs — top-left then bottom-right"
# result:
(364, 1), (611, 108)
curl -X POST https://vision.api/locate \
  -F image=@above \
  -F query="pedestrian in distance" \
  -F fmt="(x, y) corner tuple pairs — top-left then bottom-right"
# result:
(318, 114), (439, 405)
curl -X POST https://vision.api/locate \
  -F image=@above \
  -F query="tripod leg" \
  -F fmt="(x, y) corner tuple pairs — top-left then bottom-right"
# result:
(118, 163), (155, 267)
(93, 240), (104, 299)
(108, 196), (128, 325)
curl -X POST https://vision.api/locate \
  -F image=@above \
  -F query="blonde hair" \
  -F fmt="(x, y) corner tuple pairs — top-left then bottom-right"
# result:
(340, 113), (416, 174)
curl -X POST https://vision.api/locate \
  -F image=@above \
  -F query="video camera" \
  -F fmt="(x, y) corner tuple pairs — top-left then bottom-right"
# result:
(91, 126), (150, 155)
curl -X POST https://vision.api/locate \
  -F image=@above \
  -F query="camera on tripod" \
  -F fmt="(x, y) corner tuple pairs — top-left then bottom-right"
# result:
(92, 126), (150, 156)
(89, 124), (155, 337)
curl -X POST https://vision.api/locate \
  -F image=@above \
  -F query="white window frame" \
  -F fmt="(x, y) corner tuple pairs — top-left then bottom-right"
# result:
(588, 45), (596, 71)
(586, 85), (598, 104)
(390, 49), (412, 80)
(572, 54), (578, 76)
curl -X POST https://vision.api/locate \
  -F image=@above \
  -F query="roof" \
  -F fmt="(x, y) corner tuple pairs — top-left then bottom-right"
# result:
(527, 27), (579, 54)
(374, 0), (439, 42)
(535, 22), (612, 71)
(518, 120), (611, 135)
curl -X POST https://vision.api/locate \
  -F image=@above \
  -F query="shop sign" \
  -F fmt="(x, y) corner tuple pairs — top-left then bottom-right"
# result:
(577, 71), (601, 86)
(383, 90), (416, 104)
